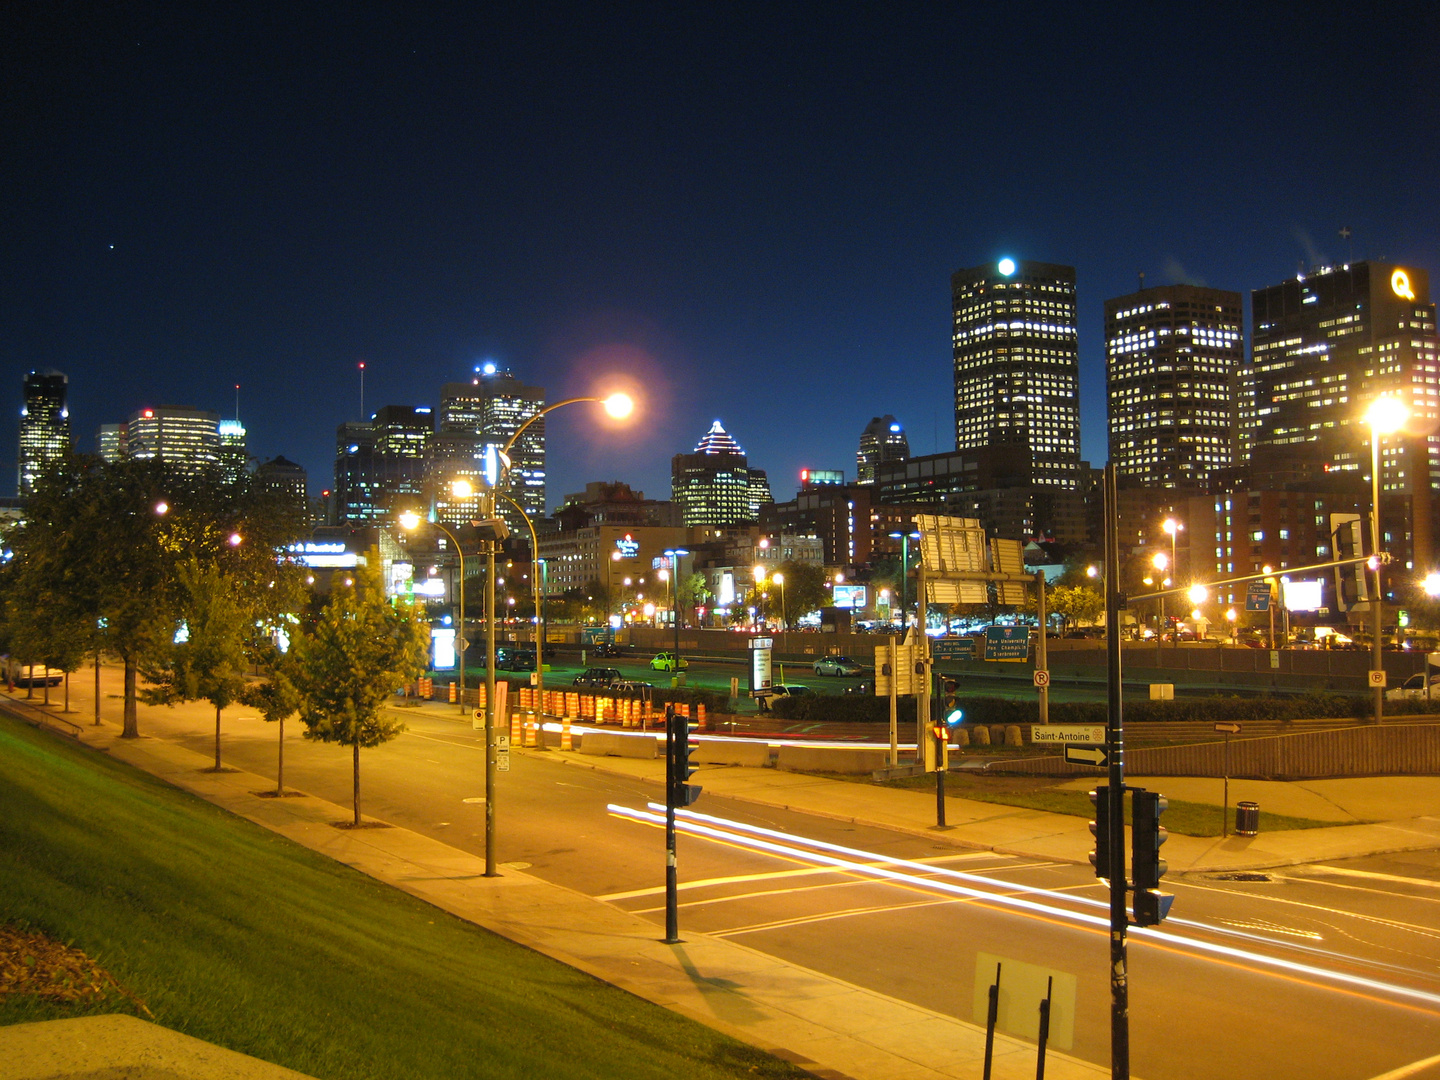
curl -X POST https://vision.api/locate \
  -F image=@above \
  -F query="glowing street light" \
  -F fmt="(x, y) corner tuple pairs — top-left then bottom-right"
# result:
(399, 509), (468, 716)
(1365, 395), (1410, 724)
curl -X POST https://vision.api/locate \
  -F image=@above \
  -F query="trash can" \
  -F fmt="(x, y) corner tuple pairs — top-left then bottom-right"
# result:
(1235, 801), (1260, 836)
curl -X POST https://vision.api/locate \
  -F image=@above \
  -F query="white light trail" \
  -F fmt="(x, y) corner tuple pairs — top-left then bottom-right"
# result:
(608, 803), (1440, 1012)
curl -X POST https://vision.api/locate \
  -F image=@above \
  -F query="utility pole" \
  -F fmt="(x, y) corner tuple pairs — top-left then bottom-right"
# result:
(1103, 463), (1130, 1078)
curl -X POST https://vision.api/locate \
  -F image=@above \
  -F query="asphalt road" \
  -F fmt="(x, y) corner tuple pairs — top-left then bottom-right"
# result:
(77, 674), (1440, 1080)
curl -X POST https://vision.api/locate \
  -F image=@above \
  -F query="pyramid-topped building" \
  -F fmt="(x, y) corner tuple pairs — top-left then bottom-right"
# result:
(671, 420), (771, 526)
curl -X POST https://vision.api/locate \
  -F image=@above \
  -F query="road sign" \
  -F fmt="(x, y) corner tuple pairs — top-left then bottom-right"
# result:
(1245, 582), (1271, 612)
(1031, 725), (1104, 745)
(457, 638), (470, 652)
(1214, 722), (1241, 734)
(1368, 670), (1387, 687)
(1033, 669), (1051, 687)
(984, 626), (1030, 661)
(931, 638), (973, 661)
(1064, 744), (1109, 767)
(497, 751), (510, 772)
(873, 642), (915, 696)
(497, 734), (510, 750)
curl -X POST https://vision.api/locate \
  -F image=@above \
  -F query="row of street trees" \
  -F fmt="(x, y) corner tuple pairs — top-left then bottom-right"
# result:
(1, 456), (429, 824)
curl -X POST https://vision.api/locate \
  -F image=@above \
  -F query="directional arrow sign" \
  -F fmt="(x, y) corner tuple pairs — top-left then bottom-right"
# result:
(1064, 744), (1109, 767)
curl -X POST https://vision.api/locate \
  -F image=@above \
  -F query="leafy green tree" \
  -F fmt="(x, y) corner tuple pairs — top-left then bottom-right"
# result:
(141, 559), (251, 770)
(8, 458), (309, 737)
(776, 562), (830, 624)
(677, 572), (711, 626)
(1047, 583), (1104, 632)
(291, 565), (430, 825)
(241, 639), (303, 796)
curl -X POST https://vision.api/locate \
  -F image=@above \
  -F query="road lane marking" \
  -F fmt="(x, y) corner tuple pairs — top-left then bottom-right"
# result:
(1296, 865), (1440, 891)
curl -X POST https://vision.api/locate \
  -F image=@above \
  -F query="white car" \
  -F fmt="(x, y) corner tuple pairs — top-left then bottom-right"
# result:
(812, 655), (863, 677)
(1385, 673), (1440, 702)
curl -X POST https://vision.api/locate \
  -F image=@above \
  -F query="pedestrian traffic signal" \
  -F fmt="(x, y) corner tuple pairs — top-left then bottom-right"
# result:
(1088, 787), (1110, 881)
(666, 707), (702, 808)
(1131, 788), (1173, 925)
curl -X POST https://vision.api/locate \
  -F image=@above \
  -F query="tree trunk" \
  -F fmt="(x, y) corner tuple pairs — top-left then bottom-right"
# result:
(352, 740), (361, 826)
(42, 671), (50, 706)
(122, 657), (139, 738)
(63, 671), (70, 713)
(94, 653), (101, 725)
(276, 717), (285, 796)
(214, 704), (222, 770)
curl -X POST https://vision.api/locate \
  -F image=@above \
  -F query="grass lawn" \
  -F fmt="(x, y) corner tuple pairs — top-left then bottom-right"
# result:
(872, 771), (1342, 836)
(0, 713), (808, 1080)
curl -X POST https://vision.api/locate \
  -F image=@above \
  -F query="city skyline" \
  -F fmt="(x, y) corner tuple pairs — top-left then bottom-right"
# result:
(5, 5), (1438, 508)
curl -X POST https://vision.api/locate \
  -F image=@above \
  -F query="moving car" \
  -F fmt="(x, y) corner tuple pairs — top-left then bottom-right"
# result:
(589, 641), (628, 658)
(495, 649), (537, 671)
(650, 652), (689, 672)
(1385, 673), (1440, 702)
(812, 655), (863, 676)
(769, 684), (813, 698)
(574, 668), (623, 688)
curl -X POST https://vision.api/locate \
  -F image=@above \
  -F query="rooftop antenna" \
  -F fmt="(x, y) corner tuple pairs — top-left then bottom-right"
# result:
(1138, 270), (1145, 291)
(1339, 225), (1354, 264)
(358, 361), (366, 420)
(234, 384), (240, 422)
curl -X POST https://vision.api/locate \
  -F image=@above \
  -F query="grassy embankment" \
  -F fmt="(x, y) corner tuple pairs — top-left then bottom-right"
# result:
(0, 713), (806, 1080)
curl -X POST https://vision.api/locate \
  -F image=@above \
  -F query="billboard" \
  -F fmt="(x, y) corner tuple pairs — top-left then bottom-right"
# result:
(833, 584), (867, 609)
(1282, 579), (1323, 612)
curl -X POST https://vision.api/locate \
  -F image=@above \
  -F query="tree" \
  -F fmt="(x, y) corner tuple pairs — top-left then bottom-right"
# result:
(141, 559), (250, 770)
(677, 572), (711, 626)
(290, 565), (429, 825)
(241, 639), (302, 796)
(1047, 584), (1105, 632)
(4, 456), (309, 738)
(776, 562), (830, 624)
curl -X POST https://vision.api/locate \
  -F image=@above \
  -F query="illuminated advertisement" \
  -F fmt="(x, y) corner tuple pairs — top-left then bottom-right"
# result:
(614, 534), (640, 559)
(432, 627), (456, 670)
(833, 584), (867, 609)
(1281, 579), (1323, 612)
(289, 541), (358, 569)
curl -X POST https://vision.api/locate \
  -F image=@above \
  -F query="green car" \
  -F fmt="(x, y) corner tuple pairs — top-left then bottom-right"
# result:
(650, 652), (689, 672)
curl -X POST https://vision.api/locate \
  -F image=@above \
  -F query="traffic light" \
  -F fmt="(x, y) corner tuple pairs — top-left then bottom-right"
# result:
(1131, 788), (1173, 925)
(1088, 786), (1110, 880)
(666, 707), (702, 808)
(930, 722), (949, 772)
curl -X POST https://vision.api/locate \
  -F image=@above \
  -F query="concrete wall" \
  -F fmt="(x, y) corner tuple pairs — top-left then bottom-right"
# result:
(776, 745), (889, 775)
(577, 731), (659, 759)
(695, 741), (771, 767)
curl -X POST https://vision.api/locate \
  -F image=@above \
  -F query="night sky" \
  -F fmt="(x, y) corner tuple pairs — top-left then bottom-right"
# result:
(6, 4), (1439, 509)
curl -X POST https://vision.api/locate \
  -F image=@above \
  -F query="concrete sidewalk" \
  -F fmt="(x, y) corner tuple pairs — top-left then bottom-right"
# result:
(49, 709), (1111, 1080)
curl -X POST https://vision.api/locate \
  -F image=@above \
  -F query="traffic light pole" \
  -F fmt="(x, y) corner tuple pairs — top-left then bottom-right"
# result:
(664, 704), (680, 943)
(1103, 464), (1130, 1079)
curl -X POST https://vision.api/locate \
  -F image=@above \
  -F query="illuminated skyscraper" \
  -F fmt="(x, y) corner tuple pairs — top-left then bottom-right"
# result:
(1105, 284), (1243, 489)
(951, 258), (1081, 489)
(125, 406), (220, 475)
(1248, 260), (1439, 567)
(97, 423), (127, 463)
(439, 363), (545, 535)
(18, 369), (71, 495)
(671, 420), (773, 526)
(218, 419), (248, 482)
(856, 415), (909, 484)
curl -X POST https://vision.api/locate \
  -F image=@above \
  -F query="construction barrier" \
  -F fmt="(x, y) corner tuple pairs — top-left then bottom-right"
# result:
(449, 682), (457, 703)
(510, 709), (522, 743)
(696, 703), (707, 731)
(560, 716), (573, 751)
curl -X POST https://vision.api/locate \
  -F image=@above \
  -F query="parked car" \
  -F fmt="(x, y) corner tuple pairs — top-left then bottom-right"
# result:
(1385, 673), (1440, 702)
(589, 641), (628, 658)
(770, 684), (813, 698)
(574, 668), (623, 688)
(844, 680), (875, 697)
(5, 662), (64, 688)
(495, 649), (537, 671)
(650, 652), (689, 672)
(812, 655), (864, 677)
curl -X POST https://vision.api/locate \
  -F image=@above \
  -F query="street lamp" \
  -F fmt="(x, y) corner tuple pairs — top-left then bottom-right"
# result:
(1151, 551), (1169, 644)
(496, 489), (547, 752)
(399, 508), (468, 716)
(480, 391), (635, 877)
(887, 530), (920, 634)
(664, 548), (689, 685)
(1366, 395), (1409, 724)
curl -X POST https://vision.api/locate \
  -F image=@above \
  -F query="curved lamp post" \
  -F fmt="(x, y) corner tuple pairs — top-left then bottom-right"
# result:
(399, 509), (467, 715)
(496, 489), (547, 751)
(480, 392), (633, 876)
(1366, 395), (1409, 724)
(663, 548), (690, 685)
